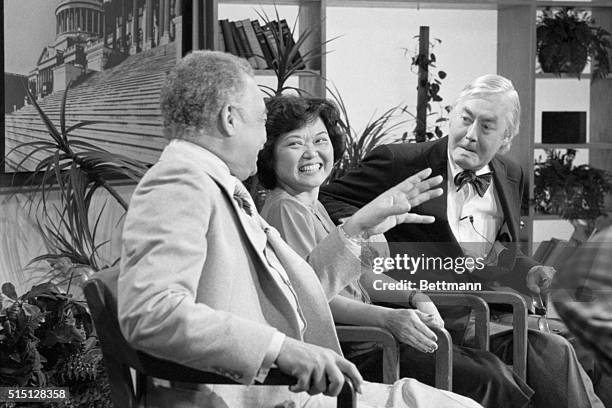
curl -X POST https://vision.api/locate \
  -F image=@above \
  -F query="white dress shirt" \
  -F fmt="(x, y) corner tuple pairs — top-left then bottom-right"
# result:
(447, 152), (503, 260)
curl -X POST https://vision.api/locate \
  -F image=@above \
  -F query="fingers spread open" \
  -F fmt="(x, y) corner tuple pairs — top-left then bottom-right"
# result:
(405, 168), (433, 184)
(408, 187), (444, 208)
(398, 213), (436, 224)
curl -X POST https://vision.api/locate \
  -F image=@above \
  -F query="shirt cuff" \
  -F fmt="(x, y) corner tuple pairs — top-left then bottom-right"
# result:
(254, 331), (286, 383)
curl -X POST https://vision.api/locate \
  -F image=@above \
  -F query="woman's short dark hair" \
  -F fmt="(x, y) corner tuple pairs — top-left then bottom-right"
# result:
(257, 95), (346, 190)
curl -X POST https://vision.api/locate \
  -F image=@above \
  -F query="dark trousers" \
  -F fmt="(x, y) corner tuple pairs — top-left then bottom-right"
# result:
(490, 329), (607, 408)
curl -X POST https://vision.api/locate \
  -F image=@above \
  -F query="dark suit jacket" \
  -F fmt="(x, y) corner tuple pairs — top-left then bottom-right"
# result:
(320, 137), (538, 298)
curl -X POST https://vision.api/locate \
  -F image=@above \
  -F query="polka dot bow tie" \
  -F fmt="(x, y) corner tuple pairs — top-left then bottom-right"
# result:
(454, 170), (493, 197)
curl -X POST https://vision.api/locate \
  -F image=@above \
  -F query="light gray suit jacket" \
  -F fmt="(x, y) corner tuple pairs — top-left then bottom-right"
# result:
(118, 140), (361, 387)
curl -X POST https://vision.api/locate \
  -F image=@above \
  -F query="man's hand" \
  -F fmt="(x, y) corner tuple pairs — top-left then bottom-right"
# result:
(412, 293), (445, 329)
(383, 308), (439, 353)
(275, 337), (363, 397)
(526, 265), (556, 294)
(342, 168), (443, 238)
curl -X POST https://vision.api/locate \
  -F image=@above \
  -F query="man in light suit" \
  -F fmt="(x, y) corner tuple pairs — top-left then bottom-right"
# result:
(117, 51), (472, 407)
(319, 74), (606, 408)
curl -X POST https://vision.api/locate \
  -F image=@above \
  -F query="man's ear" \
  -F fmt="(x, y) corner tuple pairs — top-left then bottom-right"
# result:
(218, 103), (237, 136)
(499, 136), (512, 154)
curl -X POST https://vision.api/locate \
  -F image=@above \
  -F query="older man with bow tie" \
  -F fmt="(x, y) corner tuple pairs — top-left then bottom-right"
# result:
(320, 74), (606, 408)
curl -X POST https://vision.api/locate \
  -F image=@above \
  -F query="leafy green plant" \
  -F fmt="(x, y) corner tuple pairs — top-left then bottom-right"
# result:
(534, 149), (611, 234)
(0, 280), (112, 407)
(2, 82), (148, 405)
(7, 84), (149, 271)
(405, 34), (450, 142)
(327, 85), (411, 182)
(537, 7), (611, 79)
(256, 7), (337, 96)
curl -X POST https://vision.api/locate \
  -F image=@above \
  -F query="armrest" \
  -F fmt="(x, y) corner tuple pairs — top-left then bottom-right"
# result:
(424, 292), (491, 350)
(431, 326), (453, 391)
(136, 354), (356, 408)
(336, 324), (454, 391)
(469, 291), (528, 380)
(336, 326), (399, 384)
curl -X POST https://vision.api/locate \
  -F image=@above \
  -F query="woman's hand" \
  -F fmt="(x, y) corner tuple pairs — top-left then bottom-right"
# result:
(342, 168), (443, 238)
(412, 293), (445, 329)
(384, 308), (439, 354)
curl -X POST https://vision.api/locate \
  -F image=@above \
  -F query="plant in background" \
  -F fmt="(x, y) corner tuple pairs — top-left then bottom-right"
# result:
(405, 34), (451, 142)
(2, 83), (149, 406)
(8, 84), (149, 272)
(534, 149), (611, 235)
(327, 85), (411, 182)
(0, 281), (111, 407)
(256, 7), (337, 97)
(537, 7), (611, 79)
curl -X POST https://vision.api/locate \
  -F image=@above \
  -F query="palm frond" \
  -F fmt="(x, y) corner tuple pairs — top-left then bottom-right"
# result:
(64, 121), (103, 135)
(10, 85), (146, 273)
(23, 86), (67, 152)
(327, 84), (413, 182)
(256, 7), (331, 96)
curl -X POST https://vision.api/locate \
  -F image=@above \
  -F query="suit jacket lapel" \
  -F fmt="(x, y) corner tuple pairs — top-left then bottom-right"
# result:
(264, 228), (342, 353)
(218, 185), (341, 351)
(208, 176), (306, 338)
(421, 137), (458, 245)
(490, 157), (519, 241)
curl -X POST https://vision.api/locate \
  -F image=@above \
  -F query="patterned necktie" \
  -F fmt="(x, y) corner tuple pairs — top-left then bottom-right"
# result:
(454, 170), (492, 197)
(233, 181), (254, 216)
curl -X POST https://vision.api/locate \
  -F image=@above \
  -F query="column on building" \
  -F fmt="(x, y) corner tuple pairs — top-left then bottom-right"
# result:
(131, 0), (140, 53)
(158, 0), (164, 42)
(160, 0), (170, 45)
(144, 0), (153, 50)
(173, 0), (182, 60)
(118, 0), (126, 52)
(102, 6), (107, 46)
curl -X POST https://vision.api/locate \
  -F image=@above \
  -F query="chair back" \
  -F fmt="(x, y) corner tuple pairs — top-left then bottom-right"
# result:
(83, 266), (144, 407)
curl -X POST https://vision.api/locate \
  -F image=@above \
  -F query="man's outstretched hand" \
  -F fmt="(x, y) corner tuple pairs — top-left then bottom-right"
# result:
(275, 337), (363, 397)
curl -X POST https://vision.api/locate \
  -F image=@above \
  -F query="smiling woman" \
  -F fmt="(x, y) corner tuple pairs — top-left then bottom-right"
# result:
(257, 96), (346, 197)
(273, 118), (334, 199)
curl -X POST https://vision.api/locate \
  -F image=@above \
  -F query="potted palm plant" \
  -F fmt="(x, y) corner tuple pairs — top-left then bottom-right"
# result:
(536, 7), (611, 79)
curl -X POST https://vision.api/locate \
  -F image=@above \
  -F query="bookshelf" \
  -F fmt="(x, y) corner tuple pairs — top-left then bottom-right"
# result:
(528, 3), (612, 249)
(180, 0), (326, 97)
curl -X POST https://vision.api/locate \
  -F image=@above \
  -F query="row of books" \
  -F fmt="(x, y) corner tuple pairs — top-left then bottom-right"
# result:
(218, 18), (306, 70)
